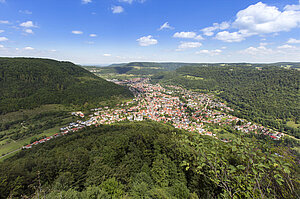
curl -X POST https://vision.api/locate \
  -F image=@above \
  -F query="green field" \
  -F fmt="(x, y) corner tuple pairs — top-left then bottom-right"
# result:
(287, 121), (300, 128)
(183, 75), (204, 80)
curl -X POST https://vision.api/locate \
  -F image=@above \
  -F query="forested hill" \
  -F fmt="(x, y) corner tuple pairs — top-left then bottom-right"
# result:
(0, 58), (133, 114)
(152, 66), (300, 138)
(0, 121), (298, 198)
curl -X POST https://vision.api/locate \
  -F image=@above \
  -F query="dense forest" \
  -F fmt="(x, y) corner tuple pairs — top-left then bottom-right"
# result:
(0, 121), (299, 198)
(152, 66), (300, 138)
(0, 58), (133, 114)
(87, 62), (300, 77)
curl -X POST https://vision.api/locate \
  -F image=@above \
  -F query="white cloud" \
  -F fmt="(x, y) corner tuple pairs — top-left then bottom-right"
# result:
(277, 44), (295, 49)
(287, 38), (300, 44)
(0, 30), (4, 33)
(206, 2), (300, 42)
(23, 47), (34, 50)
(201, 22), (230, 36)
(284, 0), (300, 11)
(82, 0), (92, 4)
(19, 10), (32, 14)
(0, 44), (4, 48)
(0, 37), (8, 42)
(196, 49), (222, 56)
(0, 20), (9, 24)
(177, 42), (202, 50)
(173, 32), (196, 39)
(112, 6), (124, 14)
(233, 2), (300, 34)
(240, 45), (273, 55)
(119, 0), (133, 3)
(24, 29), (34, 34)
(20, 21), (36, 28)
(89, 34), (97, 37)
(103, 53), (112, 57)
(215, 31), (246, 42)
(137, 35), (158, 46)
(173, 32), (204, 41)
(118, 0), (146, 4)
(158, 22), (174, 30)
(195, 35), (204, 40)
(72, 30), (83, 35)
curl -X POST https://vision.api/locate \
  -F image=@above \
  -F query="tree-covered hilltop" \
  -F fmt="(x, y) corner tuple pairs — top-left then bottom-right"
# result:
(86, 62), (300, 76)
(0, 58), (133, 114)
(0, 121), (299, 198)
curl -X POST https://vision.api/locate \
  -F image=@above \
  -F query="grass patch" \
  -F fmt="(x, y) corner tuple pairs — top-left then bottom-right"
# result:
(183, 75), (204, 80)
(287, 121), (300, 128)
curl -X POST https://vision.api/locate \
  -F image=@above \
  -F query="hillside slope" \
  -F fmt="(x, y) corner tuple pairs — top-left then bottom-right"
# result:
(0, 121), (298, 198)
(0, 58), (133, 114)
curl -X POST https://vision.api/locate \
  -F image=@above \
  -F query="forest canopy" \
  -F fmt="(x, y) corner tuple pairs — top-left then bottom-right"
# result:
(0, 121), (299, 198)
(0, 58), (133, 114)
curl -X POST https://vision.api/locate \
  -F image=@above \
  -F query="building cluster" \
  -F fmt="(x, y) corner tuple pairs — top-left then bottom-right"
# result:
(23, 78), (284, 149)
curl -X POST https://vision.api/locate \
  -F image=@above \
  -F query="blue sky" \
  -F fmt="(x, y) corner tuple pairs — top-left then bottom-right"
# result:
(0, 0), (300, 64)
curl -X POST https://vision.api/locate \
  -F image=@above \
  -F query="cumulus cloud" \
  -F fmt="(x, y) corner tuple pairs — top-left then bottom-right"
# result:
(287, 38), (300, 44)
(137, 35), (158, 46)
(196, 49), (222, 56)
(82, 0), (92, 4)
(215, 31), (246, 42)
(284, 0), (300, 11)
(201, 22), (230, 36)
(204, 2), (300, 42)
(158, 22), (174, 31)
(119, 0), (146, 4)
(24, 29), (34, 34)
(20, 21), (37, 28)
(89, 34), (97, 37)
(173, 32), (196, 39)
(277, 44), (295, 49)
(23, 47), (34, 50)
(112, 6), (124, 14)
(0, 30), (4, 33)
(233, 2), (300, 34)
(72, 30), (83, 35)
(0, 44), (4, 48)
(173, 32), (204, 40)
(103, 53), (112, 57)
(240, 45), (273, 55)
(177, 42), (202, 50)
(0, 37), (8, 42)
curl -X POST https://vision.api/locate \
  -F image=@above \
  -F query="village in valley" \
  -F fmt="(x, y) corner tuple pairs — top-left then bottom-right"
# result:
(23, 78), (284, 149)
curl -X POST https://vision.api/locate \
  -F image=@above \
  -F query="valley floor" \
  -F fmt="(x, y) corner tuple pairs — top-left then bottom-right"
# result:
(20, 78), (285, 152)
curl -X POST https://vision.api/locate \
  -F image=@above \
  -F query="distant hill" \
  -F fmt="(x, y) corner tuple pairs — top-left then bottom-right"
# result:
(0, 58), (133, 114)
(92, 62), (194, 76)
(85, 62), (300, 77)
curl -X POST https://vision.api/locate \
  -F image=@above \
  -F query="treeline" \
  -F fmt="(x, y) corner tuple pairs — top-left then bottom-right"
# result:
(152, 66), (300, 138)
(0, 58), (133, 114)
(0, 121), (298, 198)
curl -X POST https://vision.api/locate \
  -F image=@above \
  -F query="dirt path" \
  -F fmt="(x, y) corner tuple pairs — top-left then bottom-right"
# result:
(0, 148), (21, 159)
